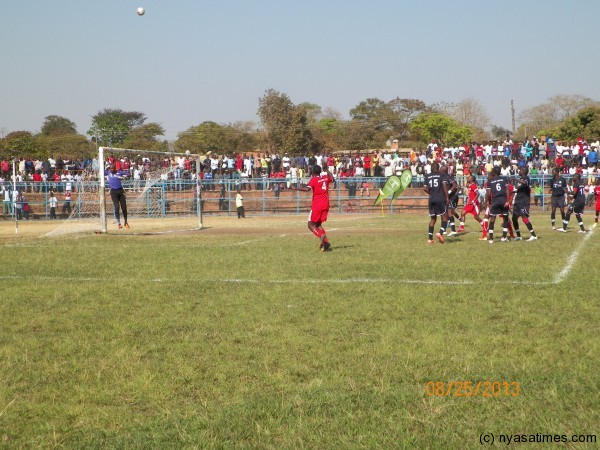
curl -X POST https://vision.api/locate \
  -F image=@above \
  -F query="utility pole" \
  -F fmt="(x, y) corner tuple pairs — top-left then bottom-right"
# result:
(511, 100), (516, 135)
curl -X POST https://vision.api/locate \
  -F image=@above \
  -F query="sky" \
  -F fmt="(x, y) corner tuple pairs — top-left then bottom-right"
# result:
(2, 0), (599, 141)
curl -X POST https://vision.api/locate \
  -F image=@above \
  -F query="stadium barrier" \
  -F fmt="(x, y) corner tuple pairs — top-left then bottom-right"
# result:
(1, 175), (594, 220)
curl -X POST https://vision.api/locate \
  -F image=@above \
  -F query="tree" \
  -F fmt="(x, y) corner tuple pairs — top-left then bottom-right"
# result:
(122, 123), (167, 151)
(410, 112), (473, 146)
(87, 108), (147, 147)
(491, 125), (513, 141)
(449, 97), (490, 131)
(174, 121), (258, 155)
(41, 115), (77, 136)
(2, 131), (40, 158)
(518, 95), (598, 137)
(36, 133), (96, 160)
(557, 106), (600, 141)
(258, 89), (311, 154)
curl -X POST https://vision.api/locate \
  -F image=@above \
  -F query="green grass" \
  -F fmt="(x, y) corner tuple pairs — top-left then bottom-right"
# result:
(0, 214), (598, 448)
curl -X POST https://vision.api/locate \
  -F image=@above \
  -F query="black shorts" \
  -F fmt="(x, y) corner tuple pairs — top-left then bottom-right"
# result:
(429, 201), (447, 217)
(570, 202), (585, 214)
(512, 203), (530, 218)
(449, 195), (459, 209)
(490, 202), (509, 217)
(551, 196), (566, 208)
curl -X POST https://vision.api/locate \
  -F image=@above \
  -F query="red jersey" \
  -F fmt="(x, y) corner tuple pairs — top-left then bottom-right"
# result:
(595, 185), (600, 209)
(467, 182), (479, 204)
(308, 172), (333, 210)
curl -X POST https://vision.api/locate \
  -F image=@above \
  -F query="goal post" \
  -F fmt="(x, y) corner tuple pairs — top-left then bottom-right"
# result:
(98, 146), (203, 234)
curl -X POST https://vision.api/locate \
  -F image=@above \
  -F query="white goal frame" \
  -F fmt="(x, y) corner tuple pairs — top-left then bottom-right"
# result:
(98, 146), (203, 234)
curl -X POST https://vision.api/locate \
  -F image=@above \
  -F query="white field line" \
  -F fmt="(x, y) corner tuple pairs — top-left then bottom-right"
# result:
(0, 274), (554, 286)
(1, 229), (593, 286)
(553, 228), (595, 284)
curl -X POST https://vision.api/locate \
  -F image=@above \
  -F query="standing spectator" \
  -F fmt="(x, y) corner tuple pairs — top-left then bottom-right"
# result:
(2, 185), (11, 218)
(235, 190), (245, 218)
(48, 192), (58, 219)
(62, 191), (72, 216)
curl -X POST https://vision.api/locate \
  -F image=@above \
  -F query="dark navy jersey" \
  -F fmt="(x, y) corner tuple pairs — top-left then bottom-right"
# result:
(515, 176), (531, 204)
(443, 173), (458, 197)
(572, 182), (586, 204)
(425, 172), (446, 203)
(551, 177), (567, 197)
(488, 177), (508, 204)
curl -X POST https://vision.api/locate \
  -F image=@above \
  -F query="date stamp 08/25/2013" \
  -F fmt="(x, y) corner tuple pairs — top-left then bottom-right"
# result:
(425, 381), (520, 398)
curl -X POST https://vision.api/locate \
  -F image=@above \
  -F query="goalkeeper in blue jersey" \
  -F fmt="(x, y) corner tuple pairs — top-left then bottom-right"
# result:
(107, 164), (129, 229)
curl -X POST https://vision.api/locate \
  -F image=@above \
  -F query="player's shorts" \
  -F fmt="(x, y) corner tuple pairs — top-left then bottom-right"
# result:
(428, 201), (447, 217)
(463, 203), (480, 216)
(512, 203), (530, 218)
(309, 208), (329, 224)
(489, 202), (509, 217)
(449, 195), (459, 209)
(551, 195), (566, 208)
(595, 201), (600, 213)
(569, 201), (585, 214)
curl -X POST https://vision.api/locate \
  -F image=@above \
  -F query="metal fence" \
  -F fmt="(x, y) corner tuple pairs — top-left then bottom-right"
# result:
(2, 174), (597, 220)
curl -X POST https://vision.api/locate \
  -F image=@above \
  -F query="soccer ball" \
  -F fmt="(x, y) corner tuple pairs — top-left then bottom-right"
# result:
(137, 7), (145, 16)
(185, 150), (191, 155)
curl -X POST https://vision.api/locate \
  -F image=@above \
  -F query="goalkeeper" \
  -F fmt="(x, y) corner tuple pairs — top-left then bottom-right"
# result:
(107, 164), (130, 229)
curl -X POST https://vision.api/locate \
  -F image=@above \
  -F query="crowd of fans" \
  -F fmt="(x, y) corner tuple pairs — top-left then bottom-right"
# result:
(1, 137), (599, 219)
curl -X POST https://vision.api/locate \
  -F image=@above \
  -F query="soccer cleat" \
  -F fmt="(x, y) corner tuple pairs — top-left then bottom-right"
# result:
(514, 237), (522, 241)
(593, 223), (597, 228)
(500, 237), (509, 242)
(124, 223), (130, 229)
(427, 239), (436, 245)
(578, 230), (587, 234)
(527, 236), (538, 241)
(118, 224), (123, 229)
(447, 231), (457, 237)
(488, 240), (494, 244)
(479, 236), (488, 241)
(557, 228), (567, 232)
(552, 226), (556, 230)
(436, 233), (445, 244)
(321, 242), (332, 252)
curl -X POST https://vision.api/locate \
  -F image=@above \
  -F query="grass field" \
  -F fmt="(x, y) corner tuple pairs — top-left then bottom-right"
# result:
(0, 213), (598, 448)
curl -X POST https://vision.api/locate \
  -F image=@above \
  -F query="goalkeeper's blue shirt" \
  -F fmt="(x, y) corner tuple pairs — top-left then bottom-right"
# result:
(107, 172), (124, 190)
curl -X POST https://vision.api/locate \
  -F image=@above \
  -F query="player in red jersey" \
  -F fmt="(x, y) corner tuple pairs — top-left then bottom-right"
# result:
(594, 178), (600, 228)
(458, 175), (483, 233)
(292, 164), (334, 251)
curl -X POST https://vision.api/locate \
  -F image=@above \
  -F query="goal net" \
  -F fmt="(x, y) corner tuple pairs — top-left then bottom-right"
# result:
(44, 147), (203, 236)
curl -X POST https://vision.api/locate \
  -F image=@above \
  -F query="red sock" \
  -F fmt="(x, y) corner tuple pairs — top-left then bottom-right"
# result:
(312, 228), (323, 239)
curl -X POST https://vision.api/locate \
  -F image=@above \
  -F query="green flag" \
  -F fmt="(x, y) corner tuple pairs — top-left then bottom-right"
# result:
(373, 175), (402, 206)
(392, 170), (413, 201)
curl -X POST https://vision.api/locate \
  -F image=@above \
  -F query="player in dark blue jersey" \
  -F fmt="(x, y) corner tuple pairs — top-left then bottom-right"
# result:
(563, 173), (587, 233)
(549, 168), (568, 231)
(511, 167), (538, 241)
(424, 162), (449, 244)
(485, 165), (511, 243)
(441, 165), (460, 236)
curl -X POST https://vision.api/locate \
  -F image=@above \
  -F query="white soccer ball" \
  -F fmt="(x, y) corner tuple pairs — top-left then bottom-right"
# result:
(185, 150), (191, 155)
(137, 7), (145, 16)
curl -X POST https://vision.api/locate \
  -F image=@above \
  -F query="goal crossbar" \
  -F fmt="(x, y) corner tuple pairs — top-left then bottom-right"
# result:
(98, 146), (203, 234)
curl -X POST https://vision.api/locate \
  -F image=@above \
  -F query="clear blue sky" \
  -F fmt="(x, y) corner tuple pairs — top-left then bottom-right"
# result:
(1, 0), (599, 140)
